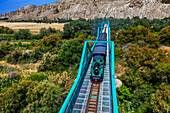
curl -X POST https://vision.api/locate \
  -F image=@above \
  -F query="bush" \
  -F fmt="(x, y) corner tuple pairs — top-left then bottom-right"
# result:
(0, 72), (21, 91)
(158, 26), (170, 46)
(58, 39), (82, 68)
(0, 26), (14, 34)
(14, 29), (31, 40)
(117, 84), (133, 102)
(25, 73), (48, 82)
(38, 52), (58, 71)
(0, 44), (13, 59)
(117, 27), (149, 44)
(0, 80), (36, 112)
(5, 48), (34, 64)
(63, 18), (92, 39)
(144, 33), (160, 48)
(23, 81), (63, 112)
(151, 83), (170, 113)
(39, 27), (61, 38)
(30, 47), (43, 61)
(39, 34), (62, 47)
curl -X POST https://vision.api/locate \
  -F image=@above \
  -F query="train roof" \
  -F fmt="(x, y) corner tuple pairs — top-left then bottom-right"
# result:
(98, 33), (107, 41)
(93, 46), (106, 56)
(95, 43), (107, 47)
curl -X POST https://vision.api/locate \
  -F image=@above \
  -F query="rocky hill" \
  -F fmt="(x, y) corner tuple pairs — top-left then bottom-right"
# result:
(0, 0), (170, 20)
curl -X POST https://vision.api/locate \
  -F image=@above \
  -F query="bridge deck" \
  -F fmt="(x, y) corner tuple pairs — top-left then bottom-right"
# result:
(72, 28), (111, 113)
(72, 59), (92, 113)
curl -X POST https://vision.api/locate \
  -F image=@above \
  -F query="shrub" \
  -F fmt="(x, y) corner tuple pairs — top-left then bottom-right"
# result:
(117, 84), (133, 102)
(151, 83), (170, 113)
(0, 26), (14, 34)
(117, 27), (149, 44)
(63, 18), (92, 39)
(115, 48), (123, 58)
(5, 48), (32, 64)
(158, 26), (170, 46)
(23, 81), (63, 112)
(25, 73), (48, 82)
(14, 29), (31, 40)
(39, 27), (60, 38)
(6, 48), (23, 64)
(0, 80), (36, 112)
(0, 44), (13, 59)
(143, 33), (160, 48)
(40, 34), (61, 47)
(30, 47), (43, 61)
(0, 72), (21, 91)
(38, 52), (58, 71)
(58, 39), (82, 68)
(124, 44), (168, 70)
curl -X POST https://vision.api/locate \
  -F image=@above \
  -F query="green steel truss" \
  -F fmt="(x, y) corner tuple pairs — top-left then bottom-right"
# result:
(59, 21), (118, 113)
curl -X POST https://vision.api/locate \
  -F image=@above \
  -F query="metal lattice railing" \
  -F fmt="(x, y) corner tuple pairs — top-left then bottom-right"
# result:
(59, 21), (118, 113)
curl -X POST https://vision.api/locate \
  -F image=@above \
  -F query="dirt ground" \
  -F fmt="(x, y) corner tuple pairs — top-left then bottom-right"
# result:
(0, 21), (65, 34)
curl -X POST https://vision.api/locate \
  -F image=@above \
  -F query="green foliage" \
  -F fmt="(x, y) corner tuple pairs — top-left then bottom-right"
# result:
(39, 27), (61, 38)
(122, 44), (169, 85)
(117, 27), (149, 44)
(39, 34), (62, 47)
(6, 48), (41, 64)
(117, 84), (133, 102)
(0, 80), (36, 112)
(118, 43), (169, 112)
(144, 33), (160, 48)
(115, 48), (123, 58)
(23, 81), (63, 113)
(6, 48), (26, 64)
(0, 44), (13, 59)
(7, 37), (11, 42)
(58, 39), (82, 68)
(14, 29), (31, 40)
(17, 40), (22, 47)
(151, 83), (170, 113)
(158, 25), (170, 46)
(0, 26), (14, 34)
(25, 73), (48, 82)
(118, 101), (135, 113)
(0, 78), (63, 113)
(38, 52), (58, 71)
(0, 72), (20, 91)
(63, 18), (92, 39)
(30, 47), (43, 61)
(132, 84), (155, 112)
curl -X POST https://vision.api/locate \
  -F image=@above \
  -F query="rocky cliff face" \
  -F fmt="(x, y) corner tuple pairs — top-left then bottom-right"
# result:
(0, 0), (170, 20)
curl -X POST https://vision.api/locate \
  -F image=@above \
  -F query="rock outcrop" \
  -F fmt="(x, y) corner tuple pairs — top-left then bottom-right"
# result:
(0, 0), (170, 20)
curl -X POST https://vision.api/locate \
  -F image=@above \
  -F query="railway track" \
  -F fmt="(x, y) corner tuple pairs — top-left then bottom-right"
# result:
(86, 83), (100, 113)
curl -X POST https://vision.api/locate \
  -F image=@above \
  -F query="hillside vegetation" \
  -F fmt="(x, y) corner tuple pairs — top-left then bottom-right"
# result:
(0, 17), (169, 113)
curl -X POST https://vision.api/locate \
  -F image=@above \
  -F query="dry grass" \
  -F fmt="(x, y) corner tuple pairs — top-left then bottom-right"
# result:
(0, 21), (65, 34)
(0, 61), (39, 77)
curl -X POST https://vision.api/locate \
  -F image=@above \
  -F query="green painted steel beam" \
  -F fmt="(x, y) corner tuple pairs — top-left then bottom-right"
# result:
(111, 42), (118, 113)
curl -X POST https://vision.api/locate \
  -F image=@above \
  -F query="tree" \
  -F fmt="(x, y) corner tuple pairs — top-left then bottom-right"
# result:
(58, 39), (82, 68)
(151, 83), (170, 113)
(0, 44), (13, 59)
(158, 26), (170, 46)
(40, 34), (61, 47)
(14, 29), (31, 40)
(63, 19), (92, 39)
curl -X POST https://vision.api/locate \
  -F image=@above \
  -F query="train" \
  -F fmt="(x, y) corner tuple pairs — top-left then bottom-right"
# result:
(90, 28), (107, 83)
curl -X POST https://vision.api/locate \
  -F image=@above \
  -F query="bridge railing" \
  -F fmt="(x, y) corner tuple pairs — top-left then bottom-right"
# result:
(59, 21), (118, 113)
(59, 34), (104, 113)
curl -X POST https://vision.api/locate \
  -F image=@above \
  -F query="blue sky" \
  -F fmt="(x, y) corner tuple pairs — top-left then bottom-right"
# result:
(0, 0), (58, 14)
